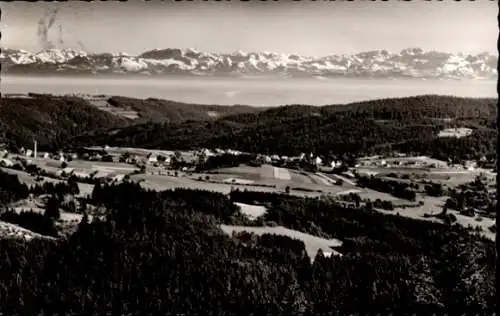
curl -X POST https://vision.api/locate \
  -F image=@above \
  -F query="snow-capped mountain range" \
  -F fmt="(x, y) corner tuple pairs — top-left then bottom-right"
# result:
(1, 47), (497, 79)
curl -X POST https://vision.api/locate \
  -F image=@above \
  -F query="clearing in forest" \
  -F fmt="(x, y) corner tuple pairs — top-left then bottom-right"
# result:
(220, 224), (343, 260)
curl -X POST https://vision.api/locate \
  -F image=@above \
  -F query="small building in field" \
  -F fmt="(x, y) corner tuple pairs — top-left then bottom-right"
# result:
(315, 156), (323, 166)
(147, 153), (158, 163)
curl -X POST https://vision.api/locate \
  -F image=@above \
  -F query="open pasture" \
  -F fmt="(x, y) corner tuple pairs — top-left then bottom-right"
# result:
(234, 202), (267, 220)
(132, 173), (282, 195)
(206, 165), (345, 194)
(374, 195), (495, 241)
(31, 157), (138, 177)
(86, 98), (140, 120)
(356, 188), (415, 206)
(132, 171), (331, 197)
(1, 167), (62, 187)
(220, 224), (343, 260)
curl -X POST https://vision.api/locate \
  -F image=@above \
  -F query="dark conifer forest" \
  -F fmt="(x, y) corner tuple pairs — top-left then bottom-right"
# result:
(0, 179), (496, 315)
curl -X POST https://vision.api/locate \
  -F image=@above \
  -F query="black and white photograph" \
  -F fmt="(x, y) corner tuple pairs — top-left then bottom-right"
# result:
(0, 0), (497, 314)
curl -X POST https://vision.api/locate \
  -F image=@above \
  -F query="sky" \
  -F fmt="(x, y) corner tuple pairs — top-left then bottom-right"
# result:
(0, 1), (497, 56)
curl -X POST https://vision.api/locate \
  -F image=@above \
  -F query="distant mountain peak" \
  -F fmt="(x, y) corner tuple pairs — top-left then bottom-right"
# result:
(1, 47), (497, 80)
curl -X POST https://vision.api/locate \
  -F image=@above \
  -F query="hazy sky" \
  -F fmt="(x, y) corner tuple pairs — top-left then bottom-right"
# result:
(1, 1), (497, 56)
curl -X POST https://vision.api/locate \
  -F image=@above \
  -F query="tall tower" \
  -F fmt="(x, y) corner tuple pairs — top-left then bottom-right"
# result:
(33, 140), (37, 159)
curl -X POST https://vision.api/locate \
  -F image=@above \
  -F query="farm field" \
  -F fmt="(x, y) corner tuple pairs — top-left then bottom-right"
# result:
(356, 188), (416, 205)
(438, 127), (473, 138)
(203, 165), (346, 195)
(355, 166), (495, 188)
(86, 98), (140, 120)
(23, 156), (139, 177)
(234, 202), (267, 220)
(8, 196), (88, 235)
(220, 224), (343, 260)
(374, 195), (495, 241)
(1, 167), (62, 187)
(131, 173), (293, 195)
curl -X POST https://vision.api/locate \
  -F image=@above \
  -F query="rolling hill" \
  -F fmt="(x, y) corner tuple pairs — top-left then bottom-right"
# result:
(73, 95), (497, 161)
(0, 94), (264, 150)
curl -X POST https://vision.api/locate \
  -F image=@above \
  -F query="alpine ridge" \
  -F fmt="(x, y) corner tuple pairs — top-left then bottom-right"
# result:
(1, 47), (497, 80)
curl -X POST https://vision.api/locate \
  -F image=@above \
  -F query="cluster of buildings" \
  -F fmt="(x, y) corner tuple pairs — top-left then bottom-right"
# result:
(355, 156), (449, 169)
(254, 152), (343, 169)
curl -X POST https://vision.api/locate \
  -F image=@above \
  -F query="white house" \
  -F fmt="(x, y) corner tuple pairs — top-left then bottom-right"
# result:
(147, 154), (158, 163)
(163, 155), (172, 165)
(315, 156), (323, 166)
(25, 149), (33, 157)
(202, 148), (216, 157)
(43, 152), (51, 159)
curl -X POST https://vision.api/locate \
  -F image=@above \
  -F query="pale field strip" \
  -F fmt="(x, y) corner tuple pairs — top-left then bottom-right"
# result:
(1, 167), (62, 187)
(234, 202), (267, 220)
(273, 167), (291, 181)
(374, 195), (495, 241)
(87, 99), (140, 120)
(313, 172), (335, 186)
(336, 189), (363, 195)
(438, 127), (473, 138)
(223, 177), (255, 185)
(220, 224), (343, 260)
(320, 172), (357, 186)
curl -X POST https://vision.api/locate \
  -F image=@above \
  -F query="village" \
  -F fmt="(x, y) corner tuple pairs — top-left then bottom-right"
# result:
(0, 138), (496, 241)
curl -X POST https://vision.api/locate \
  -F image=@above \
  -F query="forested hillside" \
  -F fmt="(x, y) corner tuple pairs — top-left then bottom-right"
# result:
(107, 96), (265, 123)
(0, 182), (495, 315)
(0, 95), (263, 150)
(76, 95), (497, 161)
(0, 96), (130, 150)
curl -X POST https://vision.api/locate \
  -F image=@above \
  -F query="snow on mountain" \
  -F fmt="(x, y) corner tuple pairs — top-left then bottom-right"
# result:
(1, 47), (496, 79)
